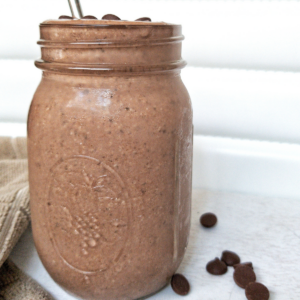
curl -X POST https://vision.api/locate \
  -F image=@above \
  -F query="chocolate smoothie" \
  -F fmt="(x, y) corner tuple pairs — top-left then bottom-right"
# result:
(28, 18), (192, 300)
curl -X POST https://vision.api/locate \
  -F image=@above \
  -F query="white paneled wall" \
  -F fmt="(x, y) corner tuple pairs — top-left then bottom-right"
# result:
(0, 1), (299, 149)
(183, 68), (300, 143)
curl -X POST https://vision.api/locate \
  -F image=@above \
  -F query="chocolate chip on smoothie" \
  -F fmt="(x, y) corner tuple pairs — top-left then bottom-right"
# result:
(200, 212), (217, 228)
(82, 15), (98, 19)
(245, 282), (270, 300)
(234, 262), (253, 269)
(206, 258), (228, 275)
(102, 14), (121, 20)
(135, 17), (152, 22)
(221, 250), (240, 266)
(59, 15), (73, 19)
(233, 265), (256, 289)
(171, 274), (190, 296)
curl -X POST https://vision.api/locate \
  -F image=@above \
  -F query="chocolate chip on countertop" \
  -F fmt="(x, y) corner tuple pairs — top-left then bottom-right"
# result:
(221, 250), (240, 266)
(245, 282), (270, 300)
(233, 265), (256, 289)
(102, 14), (121, 20)
(59, 15), (73, 19)
(234, 262), (253, 269)
(171, 274), (190, 296)
(82, 15), (98, 19)
(206, 258), (228, 275)
(200, 212), (217, 228)
(135, 17), (152, 22)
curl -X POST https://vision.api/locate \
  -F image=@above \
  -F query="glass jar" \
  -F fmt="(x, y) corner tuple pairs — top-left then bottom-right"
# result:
(27, 19), (193, 300)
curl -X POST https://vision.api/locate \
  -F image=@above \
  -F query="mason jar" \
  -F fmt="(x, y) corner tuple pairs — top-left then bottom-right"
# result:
(27, 19), (193, 300)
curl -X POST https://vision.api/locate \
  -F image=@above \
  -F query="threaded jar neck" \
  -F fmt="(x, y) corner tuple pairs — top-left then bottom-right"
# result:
(36, 20), (186, 75)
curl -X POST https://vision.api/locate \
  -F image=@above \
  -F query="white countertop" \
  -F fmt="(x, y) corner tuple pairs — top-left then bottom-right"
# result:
(10, 189), (300, 300)
(3, 122), (300, 299)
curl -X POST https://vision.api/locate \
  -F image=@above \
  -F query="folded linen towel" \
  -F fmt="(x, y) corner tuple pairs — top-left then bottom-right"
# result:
(0, 137), (29, 268)
(0, 137), (53, 299)
(0, 259), (53, 300)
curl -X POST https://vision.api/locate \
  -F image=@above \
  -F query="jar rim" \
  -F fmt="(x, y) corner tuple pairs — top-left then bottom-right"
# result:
(40, 19), (180, 28)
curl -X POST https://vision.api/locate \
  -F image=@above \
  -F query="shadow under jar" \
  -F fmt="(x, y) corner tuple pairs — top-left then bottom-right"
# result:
(27, 19), (193, 300)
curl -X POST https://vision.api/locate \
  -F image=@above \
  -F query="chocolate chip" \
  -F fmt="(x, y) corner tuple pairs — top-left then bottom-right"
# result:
(135, 17), (151, 22)
(234, 262), (253, 269)
(102, 14), (121, 20)
(206, 258), (227, 275)
(221, 250), (240, 266)
(171, 274), (190, 296)
(200, 212), (217, 228)
(233, 265), (256, 289)
(245, 282), (270, 300)
(82, 15), (98, 19)
(59, 15), (73, 19)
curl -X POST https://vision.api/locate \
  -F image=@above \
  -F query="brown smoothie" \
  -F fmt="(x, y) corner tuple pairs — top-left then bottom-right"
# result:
(28, 18), (193, 300)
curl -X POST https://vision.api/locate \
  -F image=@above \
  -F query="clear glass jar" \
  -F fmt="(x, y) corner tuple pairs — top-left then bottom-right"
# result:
(28, 19), (193, 300)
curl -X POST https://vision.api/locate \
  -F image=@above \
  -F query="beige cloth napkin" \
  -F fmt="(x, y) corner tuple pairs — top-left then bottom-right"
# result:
(0, 137), (53, 299)
(0, 137), (29, 267)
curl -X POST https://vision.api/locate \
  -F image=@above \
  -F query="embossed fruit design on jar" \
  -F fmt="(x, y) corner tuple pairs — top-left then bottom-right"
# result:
(27, 18), (193, 300)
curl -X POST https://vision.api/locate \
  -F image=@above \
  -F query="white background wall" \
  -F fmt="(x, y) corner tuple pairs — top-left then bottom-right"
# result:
(1, 1), (300, 141)
(1, 0), (300, 142)
(1, 0), (300, 71)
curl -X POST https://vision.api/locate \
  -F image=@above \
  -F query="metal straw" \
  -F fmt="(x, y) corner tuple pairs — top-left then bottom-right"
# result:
(67, 0), (75, 18)
(75, 0), (84, 18)
(68, 0), (84, 18)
